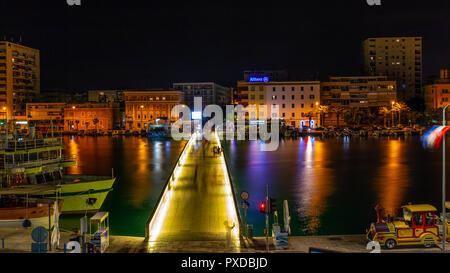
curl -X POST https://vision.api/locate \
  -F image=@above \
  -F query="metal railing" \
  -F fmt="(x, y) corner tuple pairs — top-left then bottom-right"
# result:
(1, 155), (76, 170)
(0, 137), (63, 151)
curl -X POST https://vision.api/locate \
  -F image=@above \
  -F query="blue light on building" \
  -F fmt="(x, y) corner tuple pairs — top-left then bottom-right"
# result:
(249, 76), (270, 83)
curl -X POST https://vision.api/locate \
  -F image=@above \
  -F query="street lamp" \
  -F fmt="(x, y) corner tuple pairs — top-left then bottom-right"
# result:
(391, 101), (395, 128)
(315, 102), (320, 127)
(442, 103), (450, 251)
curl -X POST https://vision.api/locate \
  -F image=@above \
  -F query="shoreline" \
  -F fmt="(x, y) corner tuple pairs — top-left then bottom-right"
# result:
(0, 228), (446, 253)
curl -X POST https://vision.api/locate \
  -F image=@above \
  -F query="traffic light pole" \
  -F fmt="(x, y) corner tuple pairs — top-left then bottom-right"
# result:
(265, 184), (269, 252)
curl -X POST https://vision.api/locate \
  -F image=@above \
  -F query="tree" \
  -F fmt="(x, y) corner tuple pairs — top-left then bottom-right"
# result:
(329, 106), (347, 127)
(379, 107), (390, 128)
(318, 105), (328, 127)
(93, 118), (99, 131)
(393, 102), (410, 126)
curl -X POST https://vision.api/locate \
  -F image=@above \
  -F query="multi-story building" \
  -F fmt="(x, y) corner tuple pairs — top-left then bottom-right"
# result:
(362, 37), (422, 101)
(266, 82), (320, 128)
(173, 82), (231, 110)
(424, 69), (450, 110)
(124, 90), (181, 131)
(88, 90), (124, 103)
(236, 79), (321, 127)
(0, 41), (40, 120)
(64, 102), (120, 132)
(26, 102), (65, 133)
(321, 76), (397, 126)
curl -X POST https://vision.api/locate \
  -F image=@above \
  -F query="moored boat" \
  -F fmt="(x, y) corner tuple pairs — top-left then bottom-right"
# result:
(0, 123), (116, 215)
(0, 185), (63, 228)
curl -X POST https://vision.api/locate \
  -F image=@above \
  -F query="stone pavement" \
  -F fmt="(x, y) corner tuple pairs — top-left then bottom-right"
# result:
(1, 227), (448, 253)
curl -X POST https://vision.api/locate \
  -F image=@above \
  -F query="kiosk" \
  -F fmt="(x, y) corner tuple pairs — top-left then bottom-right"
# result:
(89, 211), (109, 253)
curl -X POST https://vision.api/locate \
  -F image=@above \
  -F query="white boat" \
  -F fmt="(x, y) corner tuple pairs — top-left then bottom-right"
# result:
(0, 185), (62, 229)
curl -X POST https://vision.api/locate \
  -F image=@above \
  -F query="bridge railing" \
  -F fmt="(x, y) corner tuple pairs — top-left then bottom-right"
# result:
(216, 132), (244, 242)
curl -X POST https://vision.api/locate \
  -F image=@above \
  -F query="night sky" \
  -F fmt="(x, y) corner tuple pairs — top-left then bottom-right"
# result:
(1, 0), (449, 92)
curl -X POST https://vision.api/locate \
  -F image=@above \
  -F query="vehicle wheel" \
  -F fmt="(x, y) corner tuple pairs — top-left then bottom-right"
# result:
(385, 239), (396, 249)
(424, 242), (433, 248)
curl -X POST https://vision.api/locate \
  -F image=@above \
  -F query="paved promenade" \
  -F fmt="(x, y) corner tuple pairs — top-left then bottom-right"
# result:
(146, 132), (241, 252)
(2, 228), (447, 253)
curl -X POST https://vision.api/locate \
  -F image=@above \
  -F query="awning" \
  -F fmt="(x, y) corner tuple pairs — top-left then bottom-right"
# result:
(90, 211), (109, 223)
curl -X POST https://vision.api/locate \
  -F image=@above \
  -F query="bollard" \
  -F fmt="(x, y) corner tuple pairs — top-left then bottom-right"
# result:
(63, 242), (66, 253)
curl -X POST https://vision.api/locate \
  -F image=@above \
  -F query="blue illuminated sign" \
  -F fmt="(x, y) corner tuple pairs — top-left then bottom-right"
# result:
(249, 76), (269, 83)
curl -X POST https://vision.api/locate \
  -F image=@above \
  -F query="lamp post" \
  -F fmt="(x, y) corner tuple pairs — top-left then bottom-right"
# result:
(443, 103), (450, 251)
(315, 102), (320, 127)
(391, 101), (395, 128)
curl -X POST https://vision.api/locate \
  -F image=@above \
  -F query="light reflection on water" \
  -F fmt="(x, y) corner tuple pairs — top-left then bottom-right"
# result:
(223, 136), (448, 237)
(61, 135), (448, 237)
(62, 136), (186, 236)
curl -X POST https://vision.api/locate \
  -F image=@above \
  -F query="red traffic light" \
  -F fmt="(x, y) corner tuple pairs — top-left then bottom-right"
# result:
(259, 201), (266, 213)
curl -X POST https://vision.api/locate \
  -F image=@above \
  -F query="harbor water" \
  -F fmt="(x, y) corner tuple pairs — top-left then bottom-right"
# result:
(61, 135), (449, 237)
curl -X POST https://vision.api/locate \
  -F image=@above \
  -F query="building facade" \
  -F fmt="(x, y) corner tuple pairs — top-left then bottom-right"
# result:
(26, 102), (65, 133)
(64, 102), (120, 132)
(173, 82), (231, 110)
(266, 82), (320, 128)
(424, 69), (450, 110)
(321, 76), (397, 108)
(124, 91), (181, 131)
(362, 37), (422, 101)
(0, 41), (40, 120)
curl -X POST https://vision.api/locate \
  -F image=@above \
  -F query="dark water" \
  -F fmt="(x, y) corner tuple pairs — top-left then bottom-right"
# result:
(223, 137), (448, 237)
(61, 135), (449, 237)
(61, 136), (186, 237)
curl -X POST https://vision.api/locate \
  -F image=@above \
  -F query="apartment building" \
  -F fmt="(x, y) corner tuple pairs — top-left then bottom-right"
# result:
(0, 41), (40, 120)
(321, 76), (397, 108)
(124, 90), (181, 131)
(173, 82), (231, 110)
(266, 82), (320, 128)
(424, 69), (450, 110)
(26, 102), (65, 133)
(362, 37), (422, 101)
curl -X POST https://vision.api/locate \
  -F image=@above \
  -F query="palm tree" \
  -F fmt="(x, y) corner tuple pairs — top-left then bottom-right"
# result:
(93, 118), (99, 132)
(379, 107), (390, 128)
(318, 105), (328, 127)
(329, 106), (347, 127)
(393, 102), (410, 126)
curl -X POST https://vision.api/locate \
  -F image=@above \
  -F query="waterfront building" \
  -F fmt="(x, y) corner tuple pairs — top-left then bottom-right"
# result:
(0, 41), (40, 120)
(64, 102), (120, 132)
(424, 69), (450, 110)
(237, 78), (321, 128)
(362, 37), (422, 101)
(321, 76), (397, 126)
(266, 81), (321, 128)
(88, 90), (124, 103)
(26, 102), (66, 133)
(124, 90), (181, 131)
(173, 82), (231, 110)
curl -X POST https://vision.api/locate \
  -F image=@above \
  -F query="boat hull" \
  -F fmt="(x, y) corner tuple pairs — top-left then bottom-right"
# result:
(0, 201), (62, 229)
(31, 176), (116, 214)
